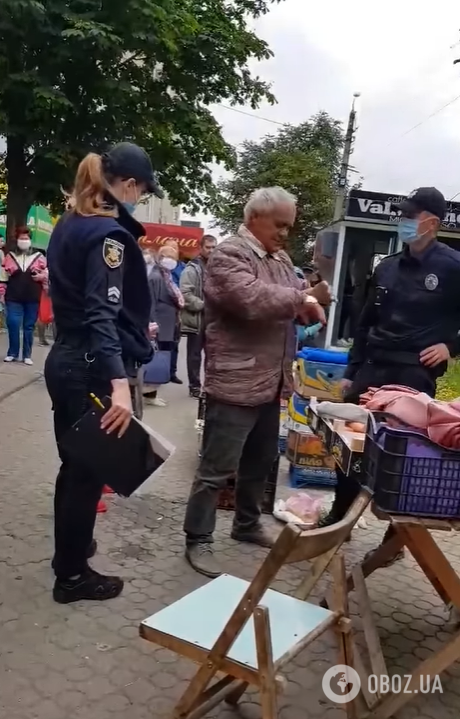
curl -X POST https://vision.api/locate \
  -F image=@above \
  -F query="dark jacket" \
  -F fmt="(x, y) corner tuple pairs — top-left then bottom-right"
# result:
(48, 201), (152, 379)
(345, 241), (460, 381)
(148, 264), (180, 343)
(179, 257), (205, 334)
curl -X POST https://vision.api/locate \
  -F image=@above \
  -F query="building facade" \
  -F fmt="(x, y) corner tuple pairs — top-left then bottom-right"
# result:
(134, 194), (180, 225)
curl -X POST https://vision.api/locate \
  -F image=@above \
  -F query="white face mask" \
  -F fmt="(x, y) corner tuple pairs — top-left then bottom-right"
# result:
(17, 239), (31, 252)
(160, 257), (177, 272)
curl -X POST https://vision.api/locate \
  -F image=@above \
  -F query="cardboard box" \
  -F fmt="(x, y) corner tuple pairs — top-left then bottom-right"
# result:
(330, 429), (364, 475)
(295, 358), (346, 401)
(285, 426), (336, 470)
(287, 392), (309, 425)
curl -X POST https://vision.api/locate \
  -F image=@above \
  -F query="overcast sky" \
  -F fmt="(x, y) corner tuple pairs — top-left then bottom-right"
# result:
(190, 0), (460, 231)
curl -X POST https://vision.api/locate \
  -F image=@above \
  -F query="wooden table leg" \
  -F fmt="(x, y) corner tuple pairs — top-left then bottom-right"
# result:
(347, 531), (405, 593)
(397, 524), (460, 610)
(370, 630), (460, 719)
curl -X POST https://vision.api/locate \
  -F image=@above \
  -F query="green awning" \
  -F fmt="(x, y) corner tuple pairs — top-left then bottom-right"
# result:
(0, 204), (53, 251)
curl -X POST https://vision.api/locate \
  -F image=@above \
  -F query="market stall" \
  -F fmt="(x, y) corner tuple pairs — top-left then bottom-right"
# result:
(306, 393), (460, 716)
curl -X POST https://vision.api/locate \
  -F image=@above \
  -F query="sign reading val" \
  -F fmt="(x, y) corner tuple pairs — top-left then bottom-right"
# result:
(140, 223), (203, 258)
(346, 190), (460, 233)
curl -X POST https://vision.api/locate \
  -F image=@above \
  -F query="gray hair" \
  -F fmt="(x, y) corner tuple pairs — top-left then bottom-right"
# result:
(243, 187), (297, 222)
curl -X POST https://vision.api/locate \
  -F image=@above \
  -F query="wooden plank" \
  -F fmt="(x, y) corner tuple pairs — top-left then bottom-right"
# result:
(399, 524), (460, 610)
(352, 645), (380, 710)
(329, 553), (358, 719)
(352, 566), (387, 682)
(347, 531), (404, 593)
(139, 624), (259, 686)
(370, 630), (460, 719)
(254, 607), (277, 719)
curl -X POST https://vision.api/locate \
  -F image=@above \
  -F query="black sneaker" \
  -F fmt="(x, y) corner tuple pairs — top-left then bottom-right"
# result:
(170, 375), (183, 385)
(185, 544), (221, 578)
(53, 568), (124, 604)
(51, 539), (97, 571)
(189, 387), (201, 399)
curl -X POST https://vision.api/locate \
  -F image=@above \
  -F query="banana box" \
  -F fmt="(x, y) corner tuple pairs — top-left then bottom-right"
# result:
(285, 425), (335, 470)
(287, 392), (309, 425)
(295, 358), (346, 400)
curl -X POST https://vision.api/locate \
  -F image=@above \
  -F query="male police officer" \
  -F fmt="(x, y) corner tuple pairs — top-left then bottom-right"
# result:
(321, 187), (460, 563)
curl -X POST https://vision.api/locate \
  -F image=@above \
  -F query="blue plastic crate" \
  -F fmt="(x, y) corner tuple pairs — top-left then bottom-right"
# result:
(278, 436), (287, 454)
(289, 464), (337, 488)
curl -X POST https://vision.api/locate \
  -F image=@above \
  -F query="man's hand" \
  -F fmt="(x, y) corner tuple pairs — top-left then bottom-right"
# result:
(306, 280), (332, 307)
(148, 322), (159, 339)
(298, 295), (326, 326)
(420, 343), (451, 368)
(340, 378), (353, 397)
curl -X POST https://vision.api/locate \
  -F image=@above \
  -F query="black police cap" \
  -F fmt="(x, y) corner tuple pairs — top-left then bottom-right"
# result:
(103, 142), (164, 199)
(392, 187), (446, 221)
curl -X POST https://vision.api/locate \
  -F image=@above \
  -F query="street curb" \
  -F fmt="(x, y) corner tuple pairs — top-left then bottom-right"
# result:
(0, 372), (43, 405)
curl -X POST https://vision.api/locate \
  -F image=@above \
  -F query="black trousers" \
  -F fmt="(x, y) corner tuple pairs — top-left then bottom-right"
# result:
(331, 360), (437, 521)
(183, 397), (280, 544)
(186, 330), (204, 390)
(45, 339), (140, 580)
(170, 323), (180, 378)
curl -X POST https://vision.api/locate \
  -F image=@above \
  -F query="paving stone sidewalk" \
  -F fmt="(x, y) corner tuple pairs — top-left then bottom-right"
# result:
(0, 346), (459, 719)
(0, 331), (47, 401)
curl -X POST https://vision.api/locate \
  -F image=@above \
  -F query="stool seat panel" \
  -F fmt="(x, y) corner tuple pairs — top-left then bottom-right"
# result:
(141, 573), (333, 669)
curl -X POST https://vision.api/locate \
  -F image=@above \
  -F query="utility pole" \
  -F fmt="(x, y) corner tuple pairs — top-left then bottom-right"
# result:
(332, 92), (360, 223)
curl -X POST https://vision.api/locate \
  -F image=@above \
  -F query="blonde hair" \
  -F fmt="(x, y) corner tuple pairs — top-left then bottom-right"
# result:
(67, 153), (117, 217)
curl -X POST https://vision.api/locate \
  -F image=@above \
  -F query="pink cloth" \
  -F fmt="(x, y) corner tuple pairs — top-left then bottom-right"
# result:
(360, 384), (460, 450)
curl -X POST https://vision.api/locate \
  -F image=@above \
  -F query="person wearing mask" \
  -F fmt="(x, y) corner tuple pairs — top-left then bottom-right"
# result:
(320, 187), (460, 566)
(1, 227), (48, 365)
(163, 238), (185, 385)
(143, 245), (184, 407)
(180, 234), (217, 397)
(183, 187), (327, 577)
(45, 142), (163, 603)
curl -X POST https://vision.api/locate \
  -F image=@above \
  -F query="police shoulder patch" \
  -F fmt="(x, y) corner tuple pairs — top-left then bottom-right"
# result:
(103, 237), (124, 269)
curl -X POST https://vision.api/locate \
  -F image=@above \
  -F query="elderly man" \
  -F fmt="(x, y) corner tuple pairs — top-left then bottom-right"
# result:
(183, 187), (328, 577)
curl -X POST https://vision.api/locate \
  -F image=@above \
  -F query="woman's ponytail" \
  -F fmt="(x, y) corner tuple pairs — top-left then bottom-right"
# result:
(68, 153), (116, 217)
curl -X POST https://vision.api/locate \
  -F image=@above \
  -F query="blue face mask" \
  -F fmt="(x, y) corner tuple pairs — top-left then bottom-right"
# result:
(397, 218), (419, 244)
(122, 202), (136, 215)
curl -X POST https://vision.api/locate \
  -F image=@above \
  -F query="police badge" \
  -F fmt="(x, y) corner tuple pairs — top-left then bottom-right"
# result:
(424, 273), (438, 291)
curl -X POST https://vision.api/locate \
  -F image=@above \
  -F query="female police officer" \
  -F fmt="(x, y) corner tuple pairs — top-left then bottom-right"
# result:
(45, 142), (163, 603)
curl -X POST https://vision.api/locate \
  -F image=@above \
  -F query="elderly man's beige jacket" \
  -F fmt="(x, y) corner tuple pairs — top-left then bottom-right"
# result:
(203, 225), (304, 406)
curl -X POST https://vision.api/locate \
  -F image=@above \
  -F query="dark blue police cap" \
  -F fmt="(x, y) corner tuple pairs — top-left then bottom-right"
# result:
(392, 187), (446, 222)
(103, 142), (164, 199)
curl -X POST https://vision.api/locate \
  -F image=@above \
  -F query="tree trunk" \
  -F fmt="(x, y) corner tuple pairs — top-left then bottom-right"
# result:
(5, 136), (31, 250)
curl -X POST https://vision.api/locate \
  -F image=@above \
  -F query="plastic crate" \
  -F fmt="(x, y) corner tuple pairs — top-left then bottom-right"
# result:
(363, 418), (460, 519)
(288, 464), (337, 488)
(217, 455), (280, 515)
(278, 436), (287, 455)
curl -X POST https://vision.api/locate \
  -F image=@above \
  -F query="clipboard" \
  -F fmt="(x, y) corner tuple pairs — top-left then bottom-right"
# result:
(59, 396), (175, 496)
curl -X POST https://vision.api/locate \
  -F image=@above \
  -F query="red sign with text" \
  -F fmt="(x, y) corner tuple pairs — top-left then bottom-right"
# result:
(140, 223), (203, 259)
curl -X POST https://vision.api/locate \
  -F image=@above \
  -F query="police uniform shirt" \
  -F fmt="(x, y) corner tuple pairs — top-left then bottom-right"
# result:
(346, 241), (460, 379)
(47, 203), (152, 379)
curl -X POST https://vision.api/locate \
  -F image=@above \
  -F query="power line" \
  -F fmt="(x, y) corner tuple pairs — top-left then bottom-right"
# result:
(218, 104), (287, 126)
(381, 92), (460, 150)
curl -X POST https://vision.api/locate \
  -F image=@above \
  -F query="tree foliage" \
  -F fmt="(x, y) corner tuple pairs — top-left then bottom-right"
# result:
(212, 112), (344, 264)
(0, 0), (280, 237)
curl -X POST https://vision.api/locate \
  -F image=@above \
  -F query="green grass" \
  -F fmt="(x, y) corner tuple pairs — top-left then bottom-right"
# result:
(437, 361), (460, 401)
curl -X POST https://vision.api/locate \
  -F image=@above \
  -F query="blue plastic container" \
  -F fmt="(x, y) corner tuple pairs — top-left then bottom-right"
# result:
(288, 464), (337, 489)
